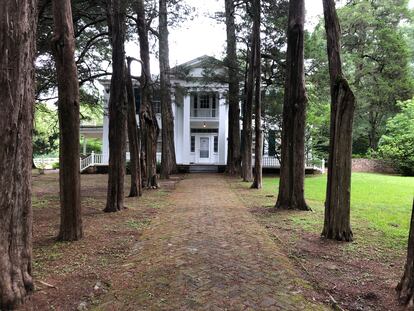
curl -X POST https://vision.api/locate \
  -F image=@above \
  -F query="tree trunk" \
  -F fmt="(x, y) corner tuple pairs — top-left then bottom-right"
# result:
(251, 0), (262, 189)
(126, 58), (142, 197)
(241, 32), (254, 182)
(275, 0), (309, 211)
(224, 0), (241, 176)
(396, 200), (414, 304)
(52, 0), (83, 241)
(0, 0), (37, 308)
(321, 0), (355, 241)
(104, 0), (127, 212)
(136, 0), (159, 188)
(159, 0), (177, 179)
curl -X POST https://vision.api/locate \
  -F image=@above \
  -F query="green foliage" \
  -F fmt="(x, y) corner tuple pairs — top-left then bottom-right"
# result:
(306, 0), (414, 155)
(33, 104), (59, 156)
(81, 138), (102, 155)
(378, 98), (414, 176)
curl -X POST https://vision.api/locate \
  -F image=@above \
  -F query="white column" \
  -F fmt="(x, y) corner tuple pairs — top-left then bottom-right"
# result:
(83, 136), (87, 154)
(218, 92), (228, 165)
(182, 94), (191, 164)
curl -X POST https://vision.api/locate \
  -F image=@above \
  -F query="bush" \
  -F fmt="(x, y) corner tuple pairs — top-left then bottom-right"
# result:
(52, 162), (60, 169)
(378, 98), (414, 176)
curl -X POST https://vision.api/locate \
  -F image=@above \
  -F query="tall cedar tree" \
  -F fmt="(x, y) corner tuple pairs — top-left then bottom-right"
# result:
(275, 0), (309, 210)
(104, 0), (128, 212)
(241, 31), (254, 182)
(137, 0), (159, 188)
(397, 200), (414, 304)
(225, 0), (241, 175)
(0, 0), (37, 308)
(52, 0), (83, 241)
(159, 0), (177, 179)
(126, 58), (142, 197)
(251, 0), (263, 189)
(321, 0), (355, 241)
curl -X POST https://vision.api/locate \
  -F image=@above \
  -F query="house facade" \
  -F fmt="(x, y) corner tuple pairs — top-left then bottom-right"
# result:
(100, 55), (229, 166)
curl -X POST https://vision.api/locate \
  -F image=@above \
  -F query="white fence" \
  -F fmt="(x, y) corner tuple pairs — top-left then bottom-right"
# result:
(252, 156), (325, 173)
(33, 157), (59, 169)
(34, 153), (324, 173)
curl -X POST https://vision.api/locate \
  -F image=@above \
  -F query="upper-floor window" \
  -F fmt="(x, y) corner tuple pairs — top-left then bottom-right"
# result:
(200, 95), (210, 109)
(153, 100), (161, 114)
(191, 93), (218, 118)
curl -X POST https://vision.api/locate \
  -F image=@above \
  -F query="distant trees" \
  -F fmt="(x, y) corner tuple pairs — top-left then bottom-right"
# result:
(0, 0), (38, 308)
(224, 0), (241, 176)
(104, 0), (128, 212)
(321, 0), (355, 241)
(52, 0), (83, 241)
(378, 98), (414, 176)
(306, 0), (413, 156)
(275, 0), (309, 211)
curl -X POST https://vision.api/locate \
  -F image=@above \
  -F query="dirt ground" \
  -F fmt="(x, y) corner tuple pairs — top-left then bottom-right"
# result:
(18, 172), (405, 310)
(230, 177), (407, 311)
(20, 172), (178, 311)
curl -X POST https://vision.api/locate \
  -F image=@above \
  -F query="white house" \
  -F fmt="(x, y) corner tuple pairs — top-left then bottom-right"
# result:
(76, 55), (324, 173)
(86, 55), (230, 168)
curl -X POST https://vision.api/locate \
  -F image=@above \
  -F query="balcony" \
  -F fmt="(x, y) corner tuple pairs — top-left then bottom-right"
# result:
(191, 108), (218, 119)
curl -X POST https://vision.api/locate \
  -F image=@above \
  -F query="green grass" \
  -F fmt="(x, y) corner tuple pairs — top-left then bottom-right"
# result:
(261, 173), (414, 250)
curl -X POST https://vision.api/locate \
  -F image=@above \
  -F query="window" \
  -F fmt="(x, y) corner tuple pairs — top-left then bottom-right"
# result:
(191, 128), (218, 134)
(133, 88), (141, 114)
(200, 94), (210, 108)
(152, 100), (161, 114)
(193, 94), (198, 109)
(191, 136), (195, 152)
(212, 95), (216, 117)
(214, 136), (218, 153)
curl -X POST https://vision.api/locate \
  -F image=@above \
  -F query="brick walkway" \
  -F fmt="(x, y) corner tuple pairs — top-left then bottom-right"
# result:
(98, 174), (327, 310)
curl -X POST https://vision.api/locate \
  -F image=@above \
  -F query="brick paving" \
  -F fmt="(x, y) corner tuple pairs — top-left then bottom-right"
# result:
(98, 174), (328, 310)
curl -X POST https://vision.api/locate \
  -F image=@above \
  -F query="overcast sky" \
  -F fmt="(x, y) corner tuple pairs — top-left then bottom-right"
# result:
(126, 0), (414, 76)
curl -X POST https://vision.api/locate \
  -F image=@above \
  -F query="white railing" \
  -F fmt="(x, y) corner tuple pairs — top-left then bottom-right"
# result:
(80, 152), (104, 172)
(33, 157), (59, 169)
(251, 156), (325, 173)
(191, 108), (218, 118)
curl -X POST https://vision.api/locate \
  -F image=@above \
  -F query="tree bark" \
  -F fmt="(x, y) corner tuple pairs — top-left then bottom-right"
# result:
(241, 32), (254, 182)
(104, 0), (127, 212)
(396, 200), (414, 304)
(275, 0), (309, 211)
(321, 0), (355, 241)
(159, 0), (177, 179)
(0, 0), (37, 308)
(52, 0), (83, 241)
(251, 0), (262, 189)
(136, 0), (159, 188)
(225, 0), (241, 176)
(126, 58), (142, 197)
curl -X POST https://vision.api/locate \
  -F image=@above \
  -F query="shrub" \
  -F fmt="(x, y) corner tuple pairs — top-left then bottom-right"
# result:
(52, 162), (60, 169)
(378, 98), (414, 176)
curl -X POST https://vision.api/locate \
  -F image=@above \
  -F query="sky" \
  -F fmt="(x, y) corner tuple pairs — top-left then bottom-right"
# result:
(127, 0), (414, 76)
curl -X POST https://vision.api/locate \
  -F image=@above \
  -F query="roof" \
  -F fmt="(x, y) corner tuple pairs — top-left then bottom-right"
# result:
(171, 55), (224, 71)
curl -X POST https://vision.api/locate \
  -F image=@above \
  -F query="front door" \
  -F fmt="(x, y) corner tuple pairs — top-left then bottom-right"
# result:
(199, 137), (210, 163)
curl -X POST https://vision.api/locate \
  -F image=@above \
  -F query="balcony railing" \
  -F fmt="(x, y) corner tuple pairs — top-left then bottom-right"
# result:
(191, 108), (218, 118)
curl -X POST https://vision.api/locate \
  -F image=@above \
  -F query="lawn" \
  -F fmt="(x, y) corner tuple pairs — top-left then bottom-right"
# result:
(260, 173), (414, 250)
(231, 172), (414, 310)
